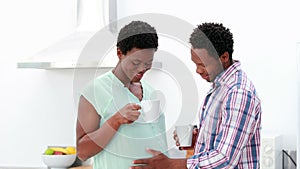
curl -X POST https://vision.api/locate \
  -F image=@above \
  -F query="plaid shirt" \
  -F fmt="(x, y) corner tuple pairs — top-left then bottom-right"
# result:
(187, 61), (261, 169)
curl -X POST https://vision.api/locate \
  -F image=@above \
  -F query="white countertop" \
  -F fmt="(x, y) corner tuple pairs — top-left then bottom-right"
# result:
(0, 167), (46, 169)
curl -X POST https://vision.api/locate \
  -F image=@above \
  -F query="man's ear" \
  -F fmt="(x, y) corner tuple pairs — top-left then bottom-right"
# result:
(220, 52), (230, 68)
(220, 52), (229, 62)
(117, 48), (123, 60)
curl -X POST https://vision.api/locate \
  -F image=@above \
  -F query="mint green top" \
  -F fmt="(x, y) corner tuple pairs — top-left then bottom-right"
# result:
(81, 71), (168, 169)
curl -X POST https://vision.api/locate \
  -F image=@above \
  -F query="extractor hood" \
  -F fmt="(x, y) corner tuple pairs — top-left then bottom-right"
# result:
(17, 0), (118, 69)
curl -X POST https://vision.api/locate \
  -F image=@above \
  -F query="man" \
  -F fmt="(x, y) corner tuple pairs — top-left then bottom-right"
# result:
(131, 23), (261, 169)
(76, 21), (168, 168)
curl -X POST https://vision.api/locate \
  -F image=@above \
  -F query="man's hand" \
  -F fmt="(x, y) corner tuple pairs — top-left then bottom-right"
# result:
(130, 149), (187, 169)
(173, 127), (199, 150)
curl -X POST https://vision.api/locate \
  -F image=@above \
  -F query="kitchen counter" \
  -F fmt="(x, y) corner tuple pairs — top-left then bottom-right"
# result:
(0, 167), (46, 169)
(69, 166), (92, 169)
(0, 166), (92, 169)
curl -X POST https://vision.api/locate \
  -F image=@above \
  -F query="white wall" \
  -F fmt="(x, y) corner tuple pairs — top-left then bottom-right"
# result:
(0, 0), (78, 167)
(0, 0), (300, 167)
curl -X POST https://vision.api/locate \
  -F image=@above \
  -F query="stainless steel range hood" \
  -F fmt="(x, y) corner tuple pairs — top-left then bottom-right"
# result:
(17, 0), (118, 69)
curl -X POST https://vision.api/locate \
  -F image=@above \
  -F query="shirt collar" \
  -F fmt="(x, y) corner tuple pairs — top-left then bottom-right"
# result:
(213, 60), (241, 88)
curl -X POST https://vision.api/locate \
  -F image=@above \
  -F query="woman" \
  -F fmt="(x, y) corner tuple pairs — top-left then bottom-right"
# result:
(76, 21), (168, 169)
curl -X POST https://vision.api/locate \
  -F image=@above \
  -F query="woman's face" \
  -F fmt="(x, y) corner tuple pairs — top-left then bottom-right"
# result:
(119, 48), (155, 82)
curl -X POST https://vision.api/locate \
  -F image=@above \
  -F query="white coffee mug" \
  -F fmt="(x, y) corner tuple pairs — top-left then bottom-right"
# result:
(175, 124), (193, 147)
(140, 99), (160, 123)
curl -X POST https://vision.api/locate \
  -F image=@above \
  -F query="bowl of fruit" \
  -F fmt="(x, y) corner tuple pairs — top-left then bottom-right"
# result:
(42, 146), (77, 169)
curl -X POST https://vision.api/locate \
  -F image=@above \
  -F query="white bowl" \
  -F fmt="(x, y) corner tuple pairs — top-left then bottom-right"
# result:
(41, 154), (76, 169)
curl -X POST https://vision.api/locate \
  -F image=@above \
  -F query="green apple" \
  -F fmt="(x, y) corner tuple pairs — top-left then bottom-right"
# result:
(44, 148), (54, 155)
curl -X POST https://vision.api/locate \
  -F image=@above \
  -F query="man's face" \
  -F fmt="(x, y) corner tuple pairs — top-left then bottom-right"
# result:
(120, 48), (155, 82)
(191, 48), (223, 82)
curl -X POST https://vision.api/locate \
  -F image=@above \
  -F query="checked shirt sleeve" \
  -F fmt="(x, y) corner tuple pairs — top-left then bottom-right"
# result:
(187, 88), (261, 169)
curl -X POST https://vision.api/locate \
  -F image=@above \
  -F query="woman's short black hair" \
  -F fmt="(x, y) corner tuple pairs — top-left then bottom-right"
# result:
(117, 21), (158, 55)
(189, 22), (234, 61)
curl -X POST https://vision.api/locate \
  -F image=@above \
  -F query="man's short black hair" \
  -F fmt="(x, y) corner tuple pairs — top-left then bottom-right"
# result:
(117, 21), (158, 55)
(189, 22), (234, 61)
